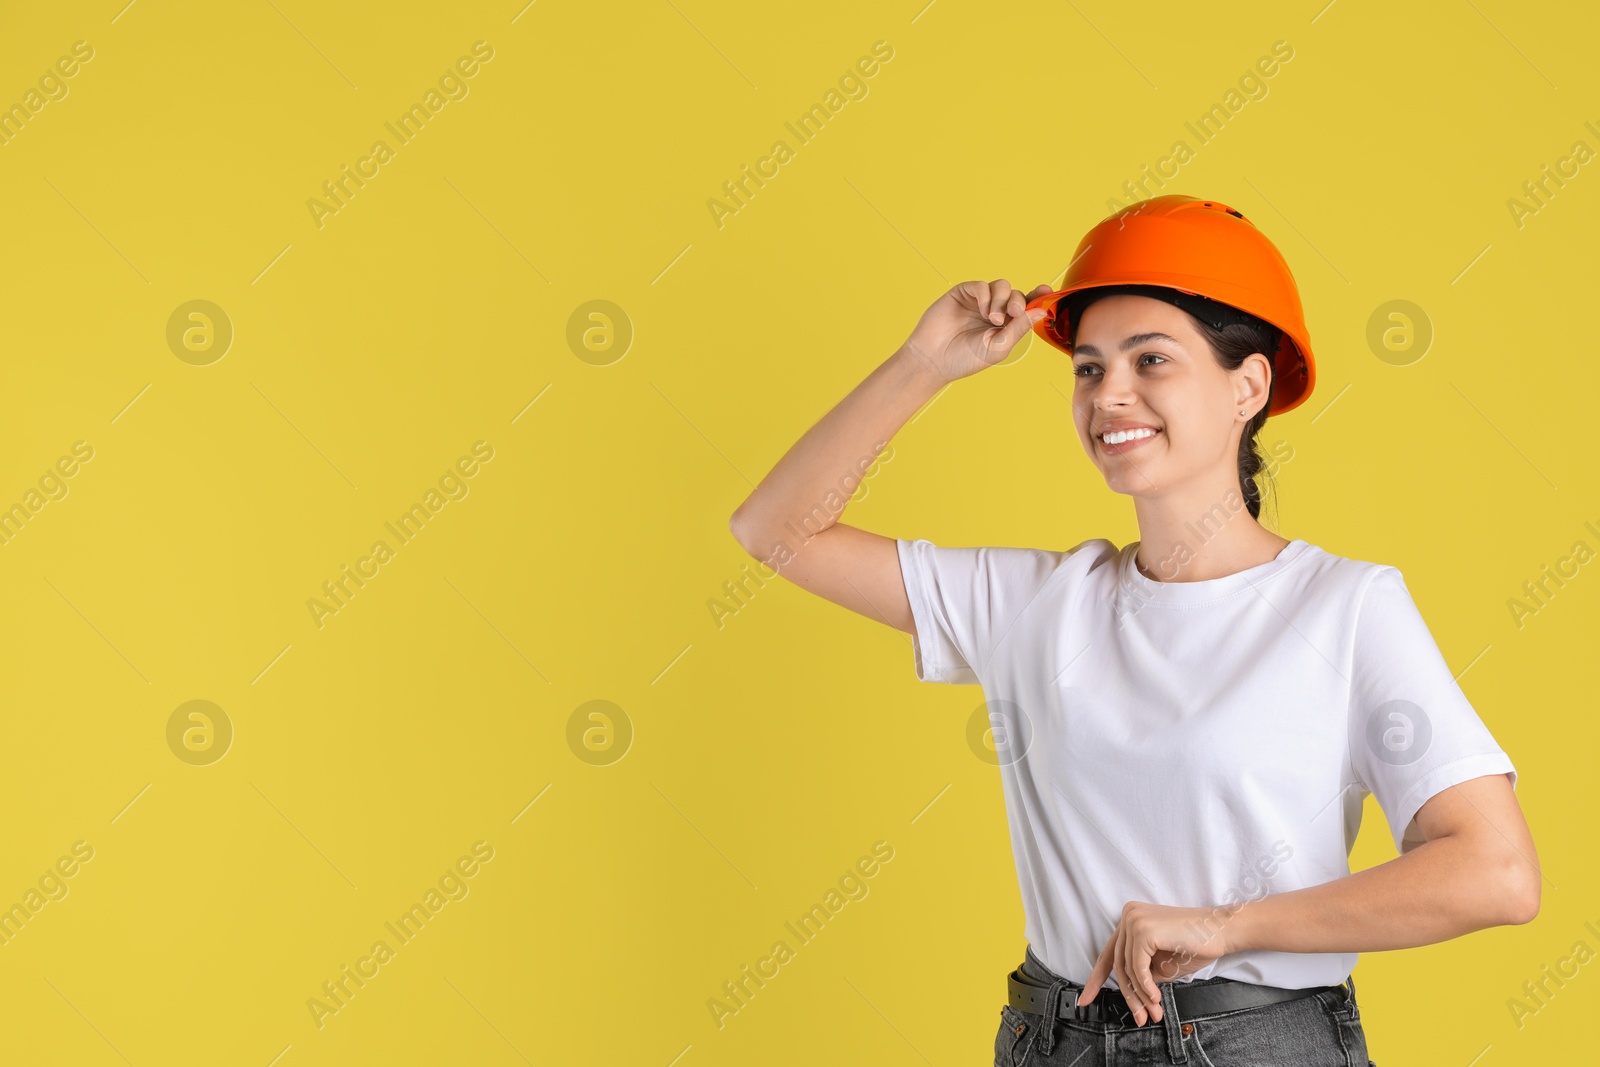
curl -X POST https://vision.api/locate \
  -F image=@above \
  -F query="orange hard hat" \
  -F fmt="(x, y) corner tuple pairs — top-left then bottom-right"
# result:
(1025, 195), (1316, 417)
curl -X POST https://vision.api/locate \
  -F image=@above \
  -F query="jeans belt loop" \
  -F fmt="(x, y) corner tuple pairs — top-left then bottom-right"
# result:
(1160, 980), (1189, 1065)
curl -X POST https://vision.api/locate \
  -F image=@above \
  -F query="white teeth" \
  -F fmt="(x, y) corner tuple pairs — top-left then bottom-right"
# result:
(1101, 428), (1158, 445)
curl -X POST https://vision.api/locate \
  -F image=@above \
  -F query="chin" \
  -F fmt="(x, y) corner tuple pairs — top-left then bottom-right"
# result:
(1101, 467), (1163, 495)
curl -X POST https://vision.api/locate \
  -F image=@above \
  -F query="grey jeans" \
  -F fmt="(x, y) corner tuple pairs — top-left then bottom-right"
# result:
(996, 945), (1376, 1066)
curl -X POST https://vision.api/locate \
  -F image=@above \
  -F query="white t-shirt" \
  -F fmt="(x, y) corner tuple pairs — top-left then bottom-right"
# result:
(896, 534), (1518, 992)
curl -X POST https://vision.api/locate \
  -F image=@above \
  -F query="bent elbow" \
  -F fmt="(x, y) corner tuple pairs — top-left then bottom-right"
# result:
(729, 508), (756, 553)
(1511, 886), (1541, 926)
(1502, 864), (1542, 926)
(729, 510), (771, 559)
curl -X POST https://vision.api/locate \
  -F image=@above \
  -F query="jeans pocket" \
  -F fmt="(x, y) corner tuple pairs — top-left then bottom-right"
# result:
(1312, 988), (1374, 1066)
(1185, 1024), (1220, 1067)
(994, 1004), (1035, 1067)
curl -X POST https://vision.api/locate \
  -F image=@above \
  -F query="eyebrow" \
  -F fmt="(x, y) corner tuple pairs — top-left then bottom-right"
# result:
(1072, 332), (1184, 359)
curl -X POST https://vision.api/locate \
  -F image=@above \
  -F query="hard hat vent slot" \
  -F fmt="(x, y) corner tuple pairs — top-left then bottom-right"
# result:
(1200, 201), (1246, 219)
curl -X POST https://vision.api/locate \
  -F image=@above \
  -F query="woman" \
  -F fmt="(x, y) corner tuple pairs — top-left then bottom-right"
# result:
(728, 195), (1537, 1066)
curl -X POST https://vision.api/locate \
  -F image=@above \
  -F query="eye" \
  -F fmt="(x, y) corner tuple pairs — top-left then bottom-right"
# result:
(1073, 353), (1168, 378)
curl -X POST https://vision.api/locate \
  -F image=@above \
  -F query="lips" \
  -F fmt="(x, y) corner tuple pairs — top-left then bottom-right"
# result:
(1097, 427), (1162, 455)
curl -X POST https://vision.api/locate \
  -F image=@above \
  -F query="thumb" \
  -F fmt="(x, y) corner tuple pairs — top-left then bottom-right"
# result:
(998, 306), (1048, 350)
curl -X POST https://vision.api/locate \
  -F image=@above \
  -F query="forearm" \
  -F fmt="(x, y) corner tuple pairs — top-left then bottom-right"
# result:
(1224, 835), (1524, 955)
(730, 344), (942, 551)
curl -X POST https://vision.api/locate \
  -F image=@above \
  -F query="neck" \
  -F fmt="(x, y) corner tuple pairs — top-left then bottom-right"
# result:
(1130, 484), (1288, 583)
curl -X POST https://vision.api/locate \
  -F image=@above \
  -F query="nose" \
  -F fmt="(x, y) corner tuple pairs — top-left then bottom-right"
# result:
(1093, 362), (1141, 410)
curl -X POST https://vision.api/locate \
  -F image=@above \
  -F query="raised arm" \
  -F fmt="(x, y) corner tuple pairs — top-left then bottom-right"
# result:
(728, 279), (1050, 634)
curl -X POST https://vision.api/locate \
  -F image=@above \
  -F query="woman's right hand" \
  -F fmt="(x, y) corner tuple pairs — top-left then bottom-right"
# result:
(900, 279), (1056, 385)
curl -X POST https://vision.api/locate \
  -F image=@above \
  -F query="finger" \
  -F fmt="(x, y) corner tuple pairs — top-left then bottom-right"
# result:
(996, 305), (1046, 351)
(1122, 923), (1157, 1020)
(1119, 928), (1158, 1026)
(986, 278), (1013, 325)
(1078, 936), (1113, 1005)
(1112, 929), (1144, 1025)
(1131, 938), (1162, 1024)
(968, 280), (992, 324)
(1004, 287), (1026, 320)
(1079, 937), (1111, 1004)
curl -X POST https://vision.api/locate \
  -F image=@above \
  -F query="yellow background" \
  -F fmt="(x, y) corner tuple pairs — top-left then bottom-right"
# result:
(0, 0), (1592, 1063)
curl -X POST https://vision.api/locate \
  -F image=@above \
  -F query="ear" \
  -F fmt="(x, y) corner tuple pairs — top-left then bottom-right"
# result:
(1237, 352), (1274, 413)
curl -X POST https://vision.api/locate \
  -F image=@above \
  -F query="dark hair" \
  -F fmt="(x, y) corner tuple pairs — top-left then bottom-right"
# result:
(1063, 286), (1282, 521)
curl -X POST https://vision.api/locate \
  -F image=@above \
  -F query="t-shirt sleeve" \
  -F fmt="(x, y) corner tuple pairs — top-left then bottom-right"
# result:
(894, 538), (1071, 685)
(1347, 565), (1518, 852)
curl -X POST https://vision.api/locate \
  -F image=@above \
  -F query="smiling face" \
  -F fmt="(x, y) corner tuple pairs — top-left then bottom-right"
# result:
(1069, 294), (1261, 498)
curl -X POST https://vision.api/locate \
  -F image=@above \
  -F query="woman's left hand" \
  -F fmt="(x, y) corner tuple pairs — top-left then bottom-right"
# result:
(1077, 901), (1236, 1025)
